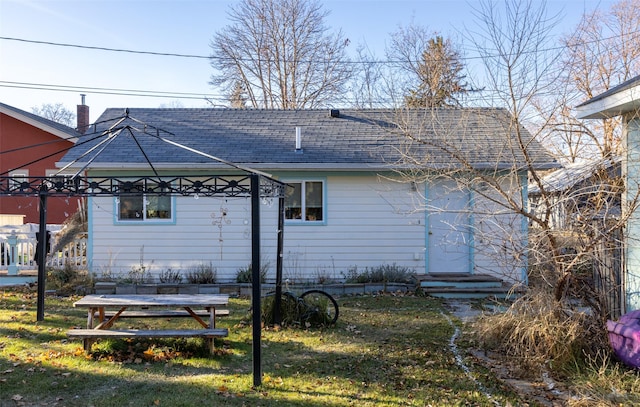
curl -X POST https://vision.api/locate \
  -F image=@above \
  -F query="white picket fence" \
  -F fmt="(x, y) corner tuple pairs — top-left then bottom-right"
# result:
(0, 233), (87, 271)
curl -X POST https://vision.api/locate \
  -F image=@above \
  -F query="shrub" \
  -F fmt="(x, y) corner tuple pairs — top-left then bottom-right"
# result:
(259, 291), (337, 328)
(185, 263), (217, 284)
(342, 263), (416, 284)
(123, 264), (151, 284)
(260, 292), (301, 327)
(236, 263), (269, 283)
(159, 268), (183, 283)
(46, 262), (92, 295)
(313, 267), (335, 284)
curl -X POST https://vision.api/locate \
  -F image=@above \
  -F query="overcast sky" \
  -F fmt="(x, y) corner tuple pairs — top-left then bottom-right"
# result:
(0, 0), (617, 124)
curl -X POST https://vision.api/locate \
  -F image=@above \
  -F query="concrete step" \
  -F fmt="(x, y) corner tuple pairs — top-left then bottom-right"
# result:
(425, 286), (520, 300)
(417, 273), (520, 300)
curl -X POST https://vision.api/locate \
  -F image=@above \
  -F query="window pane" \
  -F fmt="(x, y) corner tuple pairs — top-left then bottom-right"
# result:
(305, 181), (322, 221)
(119, 195), (143, 220)
(146, 195), (171, 219)
(9, 173), (28, 189)
(285, 182), (302, 219)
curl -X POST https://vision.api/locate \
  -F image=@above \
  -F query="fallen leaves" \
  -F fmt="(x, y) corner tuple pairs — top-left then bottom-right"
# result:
(215, 384), (246, 399)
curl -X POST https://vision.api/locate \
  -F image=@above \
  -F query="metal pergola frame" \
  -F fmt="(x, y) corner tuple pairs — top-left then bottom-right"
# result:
(0, 110), (287, 386)
(0, 173), (285, 387)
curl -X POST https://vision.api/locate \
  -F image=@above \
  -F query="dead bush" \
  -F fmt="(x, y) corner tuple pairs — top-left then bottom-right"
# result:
(473, 289), (606, 377)
(46, 262), (93, 295)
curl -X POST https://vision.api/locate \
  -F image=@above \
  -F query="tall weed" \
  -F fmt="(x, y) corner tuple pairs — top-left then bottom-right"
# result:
(473, 289), (604, 377)
(186, 262), (217, 284)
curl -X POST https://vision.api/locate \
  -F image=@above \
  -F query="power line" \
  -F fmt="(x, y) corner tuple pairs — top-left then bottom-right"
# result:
(0, 80), (226, 101)
(0, 79), (490, 106)
(1, 28), (638, 106)
(0, 80), (611, 110)
(0, 37), (212, 60)
(0, 78), (593, 106)
(2, 29), (640, 65)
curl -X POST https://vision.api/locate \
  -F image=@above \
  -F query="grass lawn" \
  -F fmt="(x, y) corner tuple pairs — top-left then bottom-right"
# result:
(1, 287), (529, 406)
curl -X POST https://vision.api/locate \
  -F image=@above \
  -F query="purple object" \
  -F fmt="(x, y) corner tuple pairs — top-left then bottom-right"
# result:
(607, 310), (640, 369)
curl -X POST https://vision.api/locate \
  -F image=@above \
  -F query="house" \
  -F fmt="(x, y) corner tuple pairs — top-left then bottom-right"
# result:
(0, 101), (85, 224)
(528, 156), (622, 230)
(576, 75), (640, 312)
(58, 107), (557, 284)
(528, 156), (624, 316)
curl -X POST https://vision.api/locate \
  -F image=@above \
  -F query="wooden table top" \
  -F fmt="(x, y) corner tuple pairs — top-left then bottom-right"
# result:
(73, 294), (229, 308)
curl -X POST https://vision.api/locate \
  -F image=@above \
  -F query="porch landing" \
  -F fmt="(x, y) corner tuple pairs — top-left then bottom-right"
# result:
(416, 273), (521, 300)
(0, 270), (37, 286)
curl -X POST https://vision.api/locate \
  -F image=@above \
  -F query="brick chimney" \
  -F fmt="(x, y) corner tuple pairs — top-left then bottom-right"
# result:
(76, 94), (89, 134)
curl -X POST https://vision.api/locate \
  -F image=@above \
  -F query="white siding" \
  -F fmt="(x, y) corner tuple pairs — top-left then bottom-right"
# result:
(88, 174), (426, 282)
(470, 175), (527, 283)
(281, 175), (425, 282)
(625, 116), (640, 310)
(87, 172), (527, 284)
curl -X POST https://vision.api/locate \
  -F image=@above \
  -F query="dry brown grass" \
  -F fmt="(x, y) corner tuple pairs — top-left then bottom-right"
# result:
(567, 352), (640, 406)
(473, 289), (606, 377)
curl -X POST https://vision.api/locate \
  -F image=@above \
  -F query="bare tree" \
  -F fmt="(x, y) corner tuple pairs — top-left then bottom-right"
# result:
(384, 0), (638, 376)
(31, 103), (75, 127)
(351, 22), (469, 109)
(386, 22), (438, 88)
(349, 43), (386, 109)
(158, 100), (185, 108)
(537, 0), (640, 162)
(465, 0), (637, 318)
(209, 0), (352, 109)
(382, 22), (469, 107)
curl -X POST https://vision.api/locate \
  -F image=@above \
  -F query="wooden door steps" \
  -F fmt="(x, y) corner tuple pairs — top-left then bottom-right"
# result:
(416, 273), (521, 300)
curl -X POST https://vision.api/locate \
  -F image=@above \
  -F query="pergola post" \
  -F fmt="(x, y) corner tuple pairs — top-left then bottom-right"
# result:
(36, 188), (48, 322)
(274, 196), (285, 325)
(250, 174), (262, 387)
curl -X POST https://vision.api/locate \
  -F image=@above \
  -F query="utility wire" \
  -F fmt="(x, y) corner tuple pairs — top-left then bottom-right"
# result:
(0, 78), (604, 106)
(0, 36), (212, 60)
(0, 81), (223, 101)
(1, 28), (638, 105)
(2, 29), (640, 64)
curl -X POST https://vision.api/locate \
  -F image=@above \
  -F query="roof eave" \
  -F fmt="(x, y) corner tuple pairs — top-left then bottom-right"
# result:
(57, 160), (560, 173)
(576, 84), (640, 119)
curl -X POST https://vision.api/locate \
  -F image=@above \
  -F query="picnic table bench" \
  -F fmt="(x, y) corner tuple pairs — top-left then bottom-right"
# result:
(67, 328), (229, 354)
(67, 294), (229, 355)
(93, 309), (230, 319)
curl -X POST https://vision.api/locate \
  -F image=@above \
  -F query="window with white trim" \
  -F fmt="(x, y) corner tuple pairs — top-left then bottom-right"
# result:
(285, 180), (324, 222)
(117, 182), (172, 222)
(45, 170), (74, 190)
(9, 170), (28, 190)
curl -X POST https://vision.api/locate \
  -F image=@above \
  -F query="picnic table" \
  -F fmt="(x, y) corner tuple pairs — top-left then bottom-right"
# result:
(67, 294), (229, 355)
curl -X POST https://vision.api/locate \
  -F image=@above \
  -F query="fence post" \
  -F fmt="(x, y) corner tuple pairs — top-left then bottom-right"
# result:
(7, 231), (18, 275)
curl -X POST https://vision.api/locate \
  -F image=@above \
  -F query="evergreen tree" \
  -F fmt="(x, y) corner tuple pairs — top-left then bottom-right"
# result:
(404, 36), (467, 108)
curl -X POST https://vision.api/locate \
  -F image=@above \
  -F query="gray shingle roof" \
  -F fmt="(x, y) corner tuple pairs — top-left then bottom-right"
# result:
(528, 156), (621, 195)
(59, 108), (557, 172)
